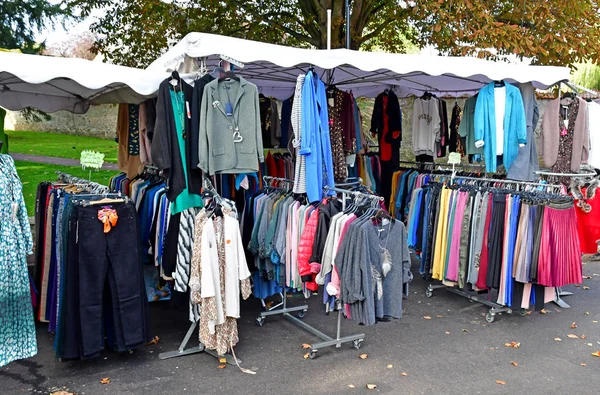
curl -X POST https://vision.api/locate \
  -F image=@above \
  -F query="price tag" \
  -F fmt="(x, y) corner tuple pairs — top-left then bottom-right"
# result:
(447, 152), (461, 165)
(80, 150), (105, 170)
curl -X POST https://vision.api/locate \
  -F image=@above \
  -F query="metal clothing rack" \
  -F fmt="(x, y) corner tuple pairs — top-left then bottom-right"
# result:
(423, 175), (574, 320)
(255, 177), (367, 359)
(55, 171), (110, 194)
(159, 179), (240, 366)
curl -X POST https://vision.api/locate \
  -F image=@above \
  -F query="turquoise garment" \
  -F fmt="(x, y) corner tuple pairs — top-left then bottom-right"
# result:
(474, 82), (527, 173)
(0, 154), (37, 367)
(169, 90), (203, 214)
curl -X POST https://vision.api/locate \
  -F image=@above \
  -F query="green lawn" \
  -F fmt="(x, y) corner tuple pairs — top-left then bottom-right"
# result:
(15, 161), (118, 215)
(7, 130), (118, 163)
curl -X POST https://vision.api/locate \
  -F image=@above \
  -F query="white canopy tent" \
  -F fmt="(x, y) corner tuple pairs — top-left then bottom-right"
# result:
(147, 32), (571, 99)
(0, 51), (166, 113)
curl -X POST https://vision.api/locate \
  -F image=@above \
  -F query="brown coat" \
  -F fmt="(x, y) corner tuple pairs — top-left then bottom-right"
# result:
(539, 97), (589, 172)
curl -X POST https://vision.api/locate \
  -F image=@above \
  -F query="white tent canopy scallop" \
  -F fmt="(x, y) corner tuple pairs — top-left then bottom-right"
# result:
(147, 32), (570, 99)
(0, 51), (166, 113)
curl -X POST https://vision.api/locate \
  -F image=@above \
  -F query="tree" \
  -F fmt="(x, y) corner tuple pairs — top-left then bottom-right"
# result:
(44, 31), (97, 60)
(0, 0), (75, 53)
(72, 0), (600, 68)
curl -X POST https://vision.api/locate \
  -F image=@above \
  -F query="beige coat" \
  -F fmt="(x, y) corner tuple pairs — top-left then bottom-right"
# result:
(539, 97), (589, 172)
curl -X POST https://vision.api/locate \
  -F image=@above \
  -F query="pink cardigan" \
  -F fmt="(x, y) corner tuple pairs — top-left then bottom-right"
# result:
(539, 97), (589, 172)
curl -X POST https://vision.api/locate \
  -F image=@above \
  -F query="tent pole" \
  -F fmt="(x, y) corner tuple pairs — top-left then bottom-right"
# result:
(345, 0), (351, 49)
(327, 9), (332, 50)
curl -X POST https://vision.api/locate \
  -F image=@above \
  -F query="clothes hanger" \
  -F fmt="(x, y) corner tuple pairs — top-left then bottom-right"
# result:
(493, 80), (505, 87)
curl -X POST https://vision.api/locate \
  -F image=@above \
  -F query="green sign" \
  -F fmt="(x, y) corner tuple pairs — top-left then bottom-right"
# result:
(447, 152), (461, 165)
(80, 150), (105, 170)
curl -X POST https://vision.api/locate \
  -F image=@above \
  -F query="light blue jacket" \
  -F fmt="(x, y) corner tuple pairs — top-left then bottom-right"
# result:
(474, 82), (527, 172)
(300, 73), (335, 202)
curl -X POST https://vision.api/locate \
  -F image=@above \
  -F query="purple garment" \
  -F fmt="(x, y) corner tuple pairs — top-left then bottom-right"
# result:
(446, 192), (468, 281)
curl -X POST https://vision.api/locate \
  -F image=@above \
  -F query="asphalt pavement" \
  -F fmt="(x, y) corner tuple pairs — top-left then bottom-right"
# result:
(2, 258), (599, 395)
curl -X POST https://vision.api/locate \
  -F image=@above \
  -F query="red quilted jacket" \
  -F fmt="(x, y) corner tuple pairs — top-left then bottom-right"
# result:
(297, 207), (321, 291)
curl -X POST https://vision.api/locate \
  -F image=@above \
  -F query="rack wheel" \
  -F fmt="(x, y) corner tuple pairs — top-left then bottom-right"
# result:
(485, 312), (495, 323)
(353, 339), (364, 350)
(425, 288), (433, 298)
(519, 308), (528, 317)
(255, 316), (265, 326)
(297, 310), (306, 319)
(309, 350), (318, 359)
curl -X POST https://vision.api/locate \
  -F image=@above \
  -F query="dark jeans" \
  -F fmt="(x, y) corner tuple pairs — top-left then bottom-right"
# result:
(77, 202), (147, 358)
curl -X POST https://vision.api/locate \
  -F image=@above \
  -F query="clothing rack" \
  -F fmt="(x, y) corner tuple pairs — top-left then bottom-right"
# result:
(255, 177), (366, 359)
(158, 178), (241, 366)
(424, 175), (574, 319)
(55, 171), (110, 194)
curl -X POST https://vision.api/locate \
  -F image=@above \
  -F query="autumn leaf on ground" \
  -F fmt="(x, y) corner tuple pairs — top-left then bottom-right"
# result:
(583, 286), (590, 290)
(462, 329), (468, 332)
(584, 312), (590, 315)
(495, 380), (506, 385)
(504, 341), (520, 348)
(100, 378), (110, 385)
(359, 354), (368, 360)
(147, 336), (160, 345)
(593, 320), (598, 323)
(583, 275), (592, 279)
(366, 384), (377, 390)
(445, 331), (451, 335)
(302, 343), (311, 349)
(581, 363), (587, 366)
(348, 384), (355, 388)
(401, 372), (408, 376)
(303, 353), (310, 359)
(423, 316), (432, 320)
(570, 322), (577, 329)
(582, 334), (587, 339)
(436, 315), (444, 318)
(567, 334), (579, 339)
(525, 311), (532, 315)
(50, 392), (75, 395)
(592, 351), (600, 357)
(555, 338), (562, 342)
(387, 364), (393, 369)
(510, 361), (519, 367)
(217, 364), (227, 369)
(540, 309), (548, 314)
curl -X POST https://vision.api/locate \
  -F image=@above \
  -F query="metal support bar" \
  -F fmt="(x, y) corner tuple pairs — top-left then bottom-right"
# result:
(552, 287), (572, 309)
(159, 321), (241, 365)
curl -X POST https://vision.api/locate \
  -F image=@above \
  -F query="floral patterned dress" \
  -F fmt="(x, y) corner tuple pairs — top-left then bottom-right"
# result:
(189, 208), (251, 355)
(0, 154), (37, 367)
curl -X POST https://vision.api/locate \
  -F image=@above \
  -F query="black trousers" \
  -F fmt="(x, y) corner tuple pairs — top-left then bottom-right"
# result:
(380, 160), (395, 209)
(486, 194), (506, 289)
(77, 202), (147, 358)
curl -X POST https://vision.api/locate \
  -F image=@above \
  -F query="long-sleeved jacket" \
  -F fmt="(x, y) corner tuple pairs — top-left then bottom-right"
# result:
(474, 81), (527, 173)
(190, 74), (214, 169)
(309, 199), (342, 266)
(152, 79), (202, 201)
(297, 206), (320, 291)
(370, 90), (402, 164)
(198, 76), (264, 175)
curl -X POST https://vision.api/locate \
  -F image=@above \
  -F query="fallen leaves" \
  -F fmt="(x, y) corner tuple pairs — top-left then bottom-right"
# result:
(303, 353), (310, 359)
(147, 336), (160, 345)
(436, 315), (444, 318)
(504, 341), (521, 348)
(50, 392), (75, 395)
(570, 322), (577, 329)
(510, 361), (519, 367)
(540, 309), (548, 314)
(583, 286), (591, 290)
(348, 384), (355, 388)
(582, 334), (587, 339)
(592, 351), (600, 357)
(100, 377), (111, 385)
(366, 384), (377, 390)
(401, 372), (408, 376)
(423, 316), (432, 320)
(593, 320), (598, 324)
(495, 380), (506, 385)
(462, 329), (468, 332)
(217, 364), (227, 369)
(359, 354), (368, 360)
(567, 334), (579, 339)
(445, 331), (451, 335)
(581, 363), (587, 367)
(555, 337), (562, 342)
(583, 275), (592, 279)
(302, 343), (311, 349)
(387, 364), (393, 369)
(584, 312), (590, 315)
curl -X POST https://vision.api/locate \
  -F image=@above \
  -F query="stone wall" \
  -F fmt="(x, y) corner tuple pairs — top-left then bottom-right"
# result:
(5, 104), (119, 140)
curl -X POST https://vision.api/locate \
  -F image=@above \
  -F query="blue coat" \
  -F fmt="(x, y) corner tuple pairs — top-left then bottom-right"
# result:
(474, 82), (527, 172)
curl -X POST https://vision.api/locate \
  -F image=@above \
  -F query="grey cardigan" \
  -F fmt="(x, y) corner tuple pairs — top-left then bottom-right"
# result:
(198, 76), (264, 175)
